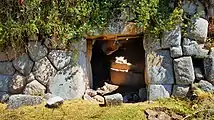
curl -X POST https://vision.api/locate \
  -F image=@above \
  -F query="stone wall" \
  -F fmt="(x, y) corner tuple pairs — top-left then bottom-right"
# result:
(144, 2), (214, 100)
(0, 39), (90, 101)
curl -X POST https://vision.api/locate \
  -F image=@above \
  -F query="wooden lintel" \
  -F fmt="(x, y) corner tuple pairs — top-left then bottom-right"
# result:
(86, 34), (143, 41)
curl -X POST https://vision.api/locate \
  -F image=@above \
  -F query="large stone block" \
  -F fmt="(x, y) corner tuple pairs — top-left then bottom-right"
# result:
(7, 94), (44, 109)
(9, 73), (26, 94)
(161, 26), (181, 49)
(23, 80), (46, 96)
(0, 75), (12, 92)
(12, 54), (34, 76)
(183, 38), (209, 58)
(172, 85), (190, 98)
(187, 18), (208, 43)
(147, 85), (172, 100)
(170, 46), (183, 58)
(49, 65), (86, 100)
(28, 41), (48, 61)
(143, 35), (161, 52)
(48, 50), (72, 70)
(204, 56), (214, 84)
(197, 80), (214, 92)
(0, 62), (15, 75)
(173, 57), (195, 85)
(32, 57), (57, 86)
(146, 50), (174, 84)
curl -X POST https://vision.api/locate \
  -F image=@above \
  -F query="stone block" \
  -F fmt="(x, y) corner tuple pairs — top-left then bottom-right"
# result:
(23, 80), (46, 96)
(143, 35), (161, 52)
(197, 80), (214, 92)
(194, 67), (204, 80)
(146, 50), (174, 84)
(147, 85), (172, 100)
(48, 50), (72, 70)
(172, 85), (190, 98)
(204, 56), (214, 84)
(7, 94), (44, 109)
(170, 46), (183, 58)
(182, 38), (209, 58)
(174, 57), (195, 85)
(0, 62), (15, 75)
(32, 57), (57, 86)
(182, 0), (205, 17)
(0, 75), (12, 92)
(188, 18), (208, 43)
(9, 73), (26, 94)
(12, 54), (34, 76)
(28, 41), (48, 62)
(49, 65), (86, 100)
(161, 26), (181, 49)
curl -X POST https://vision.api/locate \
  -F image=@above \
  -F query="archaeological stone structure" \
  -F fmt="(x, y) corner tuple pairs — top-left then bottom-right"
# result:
(0, 0), (214, 108)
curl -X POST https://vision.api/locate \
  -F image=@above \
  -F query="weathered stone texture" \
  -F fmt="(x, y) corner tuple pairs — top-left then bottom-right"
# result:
(143, 35), (161, 52)
(12, 54), (33, 76)
(197, 80), (214, 92)
(147, 85), (172, 100)
(23, 80), (46, 96)
(146, 50), (174, 84)
(174, 57), (195, 85)
(9, 73), (26, 94)
(7, 94), (44, 109)
(28, 41), (48, 61)
(188, 18), (208, 43)
(161, 26), (181, 49)
(170, 46), (183, 58)
(0, 62), (15, 75)
(172, 85), (190, 98)
(0, 75), (12, 92)
(204, 56), (214, 84)
(32, 57), (57, 86)
(49, 65), (86, 100)
(48, 50), (72, 70)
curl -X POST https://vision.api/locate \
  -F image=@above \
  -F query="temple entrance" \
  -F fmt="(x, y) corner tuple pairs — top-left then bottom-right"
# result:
(87, 35), (146, 102)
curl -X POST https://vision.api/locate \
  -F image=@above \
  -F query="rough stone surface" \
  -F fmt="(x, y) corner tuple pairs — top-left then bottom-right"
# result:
(12, 54), (34, 76)
(7, 94), (44, 109)
(104, 93), (123, 106)
(194, 67), (204, 80)
(46, 96), (64, 108)
(172, 85), (190, 98)
(0, 75), (12, 92)
(28, 41), (48, 61)
(197, 80), (214, 92)
(146, 50), (174, 84)
(25, 73), (35, 83)
(0, 92), (10, 103)
(0, 62), (15, 75)
(48, 50), (72, 70)
(9, 73), (26, 94)
(32, 57), (57, 86)
(183, 38), (209, 58)
(170, 46), (183, 58)
(161, 26), (181, 49)
(182, 0), (205, 17)
(138, 88), (147, 101)
(210, 48), (214, 57)
(188, 18), (208, 43)
(143, 35), (161, 52)
(49, 65), (86, 100)
(174, 57), (195, 85)
(147, 85), (172, 100)
(23, 80), (46, 96)
(204, 56), (214, 84)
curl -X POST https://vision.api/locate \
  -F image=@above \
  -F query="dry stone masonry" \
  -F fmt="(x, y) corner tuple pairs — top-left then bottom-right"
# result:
(0, 40), (89, 105)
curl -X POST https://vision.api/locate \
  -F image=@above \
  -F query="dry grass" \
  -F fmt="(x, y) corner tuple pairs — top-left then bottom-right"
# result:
(1, 90), (214, 120)
(0, 98), (194, 120)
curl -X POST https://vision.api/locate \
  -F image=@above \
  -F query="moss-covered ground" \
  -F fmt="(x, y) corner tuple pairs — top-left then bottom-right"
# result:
(0, 89), (214, 120)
